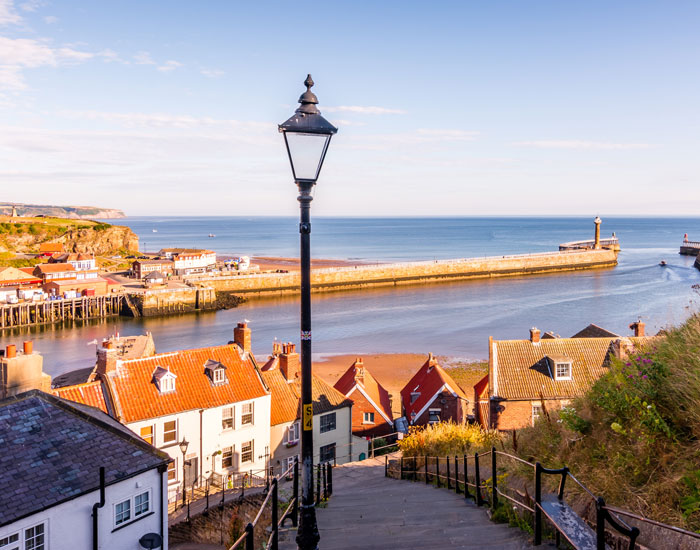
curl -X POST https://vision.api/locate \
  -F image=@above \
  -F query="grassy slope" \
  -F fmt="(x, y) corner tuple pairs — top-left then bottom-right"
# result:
(510, 315), (700, 531)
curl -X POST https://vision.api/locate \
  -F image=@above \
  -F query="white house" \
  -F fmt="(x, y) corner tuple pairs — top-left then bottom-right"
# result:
(49, 253), (97, 272)
(157, 249), (216, 276)
(0, 390), (170, 550)
(82, 322), (271, 503)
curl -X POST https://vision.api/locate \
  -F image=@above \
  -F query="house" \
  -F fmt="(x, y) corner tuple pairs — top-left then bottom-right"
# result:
(334, 358), (394, 437)
(59, 323), (271, 504)
(0, 390), (170, 550)
(475, 325), (650, 431)
(158, 249), (216, 276)
(261, 342), (367, 475)
(33, 262), (77, 282)
(49, 253), (96, 271)
(38, 242), (63, 256)
(43, 277), (109, 296)
(400, 353), (470, 426)
(144, 271), (166, 286)
(132, 259), (174, 279)
(0, 341), (51, 400)
(0, 266), (42, 288)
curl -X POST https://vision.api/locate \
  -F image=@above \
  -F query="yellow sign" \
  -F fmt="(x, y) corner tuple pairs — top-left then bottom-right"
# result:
(303, 403), (313, 431)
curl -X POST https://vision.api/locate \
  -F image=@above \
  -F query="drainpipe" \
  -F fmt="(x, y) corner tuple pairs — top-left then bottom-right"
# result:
(92, 467), (106, 550)
(159, 463), (167, 547)
(199, 409), (204, 481)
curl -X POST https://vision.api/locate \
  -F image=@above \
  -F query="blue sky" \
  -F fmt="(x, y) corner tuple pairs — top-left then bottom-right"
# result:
(1, 1), (699, 216)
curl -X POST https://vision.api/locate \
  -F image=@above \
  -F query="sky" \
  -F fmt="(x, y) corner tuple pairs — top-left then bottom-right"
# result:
(0, 0), (699, 217)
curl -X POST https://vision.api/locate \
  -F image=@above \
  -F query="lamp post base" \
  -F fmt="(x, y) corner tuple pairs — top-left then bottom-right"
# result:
(296, 503), (320, 550)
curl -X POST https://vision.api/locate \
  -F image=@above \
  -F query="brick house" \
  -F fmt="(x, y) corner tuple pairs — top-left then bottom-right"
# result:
(333, 358), (394, 437)
(261, 342), (367, 475)
(400, 353), (470, 427)
(475, 325), (650, 431)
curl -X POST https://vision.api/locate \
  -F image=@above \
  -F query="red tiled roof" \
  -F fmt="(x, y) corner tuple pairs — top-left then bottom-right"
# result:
(334, 360), (393, 423)
(34, 263), (75, 274)
(474, 374), (489, 400)
(39, 243), (63, 253)
(104, 344), (268, 423)
(400, 354), (469, 419)
(52, 381), (108, 414)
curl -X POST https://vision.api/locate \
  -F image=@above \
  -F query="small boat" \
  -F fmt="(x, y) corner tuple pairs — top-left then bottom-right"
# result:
(208, 233), (216, 238)
(152, 229), (158, 233)
(659, 260), (667, 266)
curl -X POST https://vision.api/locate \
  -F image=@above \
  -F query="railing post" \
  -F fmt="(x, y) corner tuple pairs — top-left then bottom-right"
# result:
(204, 480), (210, 516)
(400, 456), (405, 480)
(455, 456), (461, 495)
(491, 446), (498, 510)
(271, 478), (279, 550)
(474, 453), (483, 506)
(292, 457), (299, 527)
(435, 457), (440, 488)
(328, 463), (333, 497)
(446, 455), (451, 490)
(385, 455), (388, 477)
(534, 462), (542, 546)
(322, 463), (328, 500)
(463, 455), (470, 500)
(596, 497), (606, 550)
(186, 496), (190, 522)
(424, 455), (428, 484)
(245, 522), (254, 550)
(316, 465), (321, 505)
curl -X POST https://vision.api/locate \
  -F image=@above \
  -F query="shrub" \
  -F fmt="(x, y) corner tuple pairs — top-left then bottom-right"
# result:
(398, 421), (501, 457)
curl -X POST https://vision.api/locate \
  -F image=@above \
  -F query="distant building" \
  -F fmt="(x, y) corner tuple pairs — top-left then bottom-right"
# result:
(157, 249), (216, 276)
(0, 341), (51, 400)
(261, 342), (366, 474)
(334, 358), (394, 437)
(0, 266), (42, 300)
(49, 253), (96, 272)
(400, 354), (470, 426)
(144, 271), (166, 286)
(0, 390), (170, 550)
(475, 325), (650, 431)
(33, 262), (77, 282)
(132, 259), (173, 279)
(38, 242), (63, 256)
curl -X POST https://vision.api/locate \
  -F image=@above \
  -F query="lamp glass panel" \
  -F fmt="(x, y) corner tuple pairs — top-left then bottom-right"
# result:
(285, 132), (330, 181)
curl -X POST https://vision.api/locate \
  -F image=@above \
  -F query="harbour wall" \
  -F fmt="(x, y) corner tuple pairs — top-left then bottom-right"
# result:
(126, 287), (217, 317)
(189, 249), (619, 298)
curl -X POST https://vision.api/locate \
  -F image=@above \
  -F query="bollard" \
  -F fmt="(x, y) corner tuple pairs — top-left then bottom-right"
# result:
(474, 452), (483, 506)
(455, 456), (461, 495)
(463, 455), (470, 500)
(491, 446), (498, 510)
(446, 455), (451, 490)
(424, 455), (428, 484)
(271, 479), (279, 550)
(245, 522), (254, 550)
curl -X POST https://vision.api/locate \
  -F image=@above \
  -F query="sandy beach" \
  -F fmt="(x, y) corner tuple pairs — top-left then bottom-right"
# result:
(251, 256), (368, 272)
(313, 353), (488, 418)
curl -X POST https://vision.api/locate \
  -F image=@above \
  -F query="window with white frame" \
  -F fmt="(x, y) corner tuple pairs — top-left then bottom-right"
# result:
(140, 425), (154, 445)
(222, 406), (234, 430)
(428, 409), (441, 424)
(167, 459), (177, 482)
(532, 404), (543, 426)
(319, 443), (336, 463)
(115, 490), (151, 527)
(363, 412), (375, 424)
(285, 455), (297, 473)
(23, 523), (44, 550)
(241, 440), (253, 463)
(222, 446), (234, 469)
(241, 402), (254, 425)
(320, 412), (336, 433)
(285, 422), (300, 444)
(555, 362), (572, 380)
(163, 420), (177, 444)
(0, 532), (19, 550)
(115, 499), (131, 525)
(134, 492), (150, 517)
(213, 368), (225, 384)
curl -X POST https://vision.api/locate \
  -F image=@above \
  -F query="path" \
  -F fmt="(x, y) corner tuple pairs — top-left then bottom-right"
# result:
(283, 455), (533, 550)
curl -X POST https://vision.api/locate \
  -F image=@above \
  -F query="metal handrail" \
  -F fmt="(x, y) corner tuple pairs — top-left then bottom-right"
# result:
(603, 505), (700, 540)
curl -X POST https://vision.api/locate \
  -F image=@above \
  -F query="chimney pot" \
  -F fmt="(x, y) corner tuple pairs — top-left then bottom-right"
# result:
(530, 327), (541, 344)
(234, 322), (252, 353)
(23, 341), (33, 355)
(279, 342), (300, 382)
(629, 320), (645, 337)
(6, 344), (16, 358)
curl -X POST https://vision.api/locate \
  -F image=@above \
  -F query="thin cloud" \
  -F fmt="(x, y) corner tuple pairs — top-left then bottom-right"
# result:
(157, 60), (182, 72)
(200, 68), (224, 78)
(19, 0), (43, 12)
(133, 51), (156, 65)
(324, 105), (407, 115)
(515, 140), (654, 150)
(0, 0), (21, 24)
(43, 15), (57, 24)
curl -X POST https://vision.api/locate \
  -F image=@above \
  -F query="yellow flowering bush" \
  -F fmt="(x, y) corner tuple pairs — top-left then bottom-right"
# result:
(398, 421), (501, 457)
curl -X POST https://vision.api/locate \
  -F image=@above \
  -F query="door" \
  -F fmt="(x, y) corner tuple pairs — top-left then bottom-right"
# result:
(185, 456), (199, 488)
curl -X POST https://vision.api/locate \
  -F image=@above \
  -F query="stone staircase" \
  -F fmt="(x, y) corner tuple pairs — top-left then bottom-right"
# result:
(281, 456), (532, 550)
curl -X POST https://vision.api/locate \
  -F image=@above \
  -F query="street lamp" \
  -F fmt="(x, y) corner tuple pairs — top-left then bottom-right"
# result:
(279, 74), (337, 550)
(179, 437), (189, 508)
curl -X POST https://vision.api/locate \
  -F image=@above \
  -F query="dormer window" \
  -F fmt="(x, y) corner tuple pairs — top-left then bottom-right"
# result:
(152, 366), (177, 393)
(410, 391), (420, 404)
(204, 359), (227, 386)
(555, 362), (572, 380)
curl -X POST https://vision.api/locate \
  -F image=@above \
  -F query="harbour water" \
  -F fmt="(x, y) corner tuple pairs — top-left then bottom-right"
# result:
(3, 216), (700, 378)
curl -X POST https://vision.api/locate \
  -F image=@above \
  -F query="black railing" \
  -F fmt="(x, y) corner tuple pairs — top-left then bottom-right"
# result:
(388, 447), (700, 549)
(228, 458), (333, 550)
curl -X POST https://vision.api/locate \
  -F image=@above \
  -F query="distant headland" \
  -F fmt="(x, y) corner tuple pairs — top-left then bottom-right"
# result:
(0, 202), (125, 219)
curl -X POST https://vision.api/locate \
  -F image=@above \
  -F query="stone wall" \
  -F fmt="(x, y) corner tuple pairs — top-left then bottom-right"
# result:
(127, 287), (217, 316)
(197, 249), (618, 298)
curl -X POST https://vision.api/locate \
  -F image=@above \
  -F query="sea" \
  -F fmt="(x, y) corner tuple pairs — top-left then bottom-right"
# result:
(3, 216), (700, 378)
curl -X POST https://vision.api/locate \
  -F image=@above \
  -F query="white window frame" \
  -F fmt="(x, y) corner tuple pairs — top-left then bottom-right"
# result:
(114, 489), (152, 529)
(241, 402), (254, 426)
(428, 408), (441, 424)
(285, 422), (300, 444)
(555, 362), (572, 381)
(114, 498), (131, 526)
(363, 412), (375, 424)
(213, 368), (225, 384)
(158, 374), (176, 393)
(241, 440), (254, 464)
(222, 445), (234, 469)
(140, 424), (154, 445)
(162, 419), (177, 445)
(222, 406), (234, 430)
(167, 458), (177, 483)
(22, 522), (45, 550)
(134, 491), (150, 517)
(0, 531), (20, 550)
(320, 412), (336, 433)
(319, 443), (336, 464)
(532, 404), (543, 426)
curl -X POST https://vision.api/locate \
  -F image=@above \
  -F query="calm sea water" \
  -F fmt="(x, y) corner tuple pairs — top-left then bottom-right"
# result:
(3, 216), (700, 377)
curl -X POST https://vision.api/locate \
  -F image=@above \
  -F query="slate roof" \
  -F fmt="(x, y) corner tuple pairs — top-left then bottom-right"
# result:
(52, 381), (108, 413)
(103, 344), (268, 423)
(261, 368), (353, 427)
(571, 324), (620, 338)
(334, 360), (393, 423)
(0, 390), (169, 527)
(400, 354), (469, 419)
(491, 337), (636, 400)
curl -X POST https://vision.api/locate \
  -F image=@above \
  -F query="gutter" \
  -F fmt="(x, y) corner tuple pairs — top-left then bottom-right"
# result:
(91, 467), (106, 550)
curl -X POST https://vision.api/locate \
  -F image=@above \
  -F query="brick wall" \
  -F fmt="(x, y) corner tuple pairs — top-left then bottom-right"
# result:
(490, 398), (568, 430)
(348, 389), (393, 437)
(413, 391), (468, 426)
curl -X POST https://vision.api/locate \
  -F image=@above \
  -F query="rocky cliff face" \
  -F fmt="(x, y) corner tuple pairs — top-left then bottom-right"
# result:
(0, 203), (125, 219)
(57, 225), (139, 254)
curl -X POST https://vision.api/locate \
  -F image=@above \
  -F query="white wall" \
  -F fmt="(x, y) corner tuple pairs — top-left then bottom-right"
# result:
(0, 468), (167, 550)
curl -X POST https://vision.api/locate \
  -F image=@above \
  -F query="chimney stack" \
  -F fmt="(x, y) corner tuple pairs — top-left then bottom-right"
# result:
(279, 343), (299, 382)
(629, 319), (645, 337)
(234, 322), (251, 353)
(353, 358), (364, 385)
(272, 341), (282, 356)
(95, 341), (117, 375)
(530, 327), (541, 344)
(23, 341), (33, 355)
(6, 344), (16, 358)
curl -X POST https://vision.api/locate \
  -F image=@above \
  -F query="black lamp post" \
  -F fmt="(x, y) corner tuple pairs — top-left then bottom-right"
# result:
(279, 74), (337, 550)
(179, 437), (189, 508)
